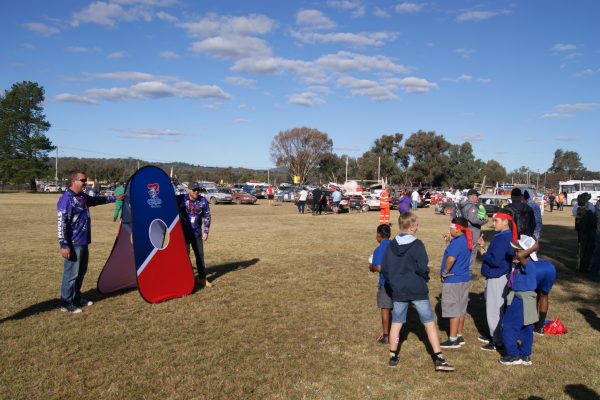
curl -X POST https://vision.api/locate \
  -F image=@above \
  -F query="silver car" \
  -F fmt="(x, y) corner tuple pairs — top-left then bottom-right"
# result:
(201, 188), (233, 205)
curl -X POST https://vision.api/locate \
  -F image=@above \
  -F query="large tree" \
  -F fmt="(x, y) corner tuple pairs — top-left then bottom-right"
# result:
(403, 130), (450, 187)
(270, 127), (333, 184)
(445, 142), (480, 188)
(480, 159), (506, 185)
(0, 81), (54, 190)
(548, 148), (584, 178)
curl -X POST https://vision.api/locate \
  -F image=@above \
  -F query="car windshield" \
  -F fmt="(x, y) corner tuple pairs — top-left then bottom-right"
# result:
(220, 189), (232, 194)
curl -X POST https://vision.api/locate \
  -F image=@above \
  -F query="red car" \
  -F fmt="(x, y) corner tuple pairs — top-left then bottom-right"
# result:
(226, 189), (257, 205)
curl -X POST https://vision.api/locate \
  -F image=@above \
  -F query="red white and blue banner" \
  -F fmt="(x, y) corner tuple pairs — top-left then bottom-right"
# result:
(98, 166), (194, 303)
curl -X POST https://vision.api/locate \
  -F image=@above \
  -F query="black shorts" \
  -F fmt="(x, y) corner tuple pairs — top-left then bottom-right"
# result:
(267, 195), (274, 200)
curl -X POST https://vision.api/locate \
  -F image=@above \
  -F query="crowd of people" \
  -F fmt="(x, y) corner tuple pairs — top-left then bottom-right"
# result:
(368, 187), (570, 371)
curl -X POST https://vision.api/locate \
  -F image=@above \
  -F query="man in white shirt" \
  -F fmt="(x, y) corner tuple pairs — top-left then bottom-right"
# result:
(332, 189), (342, 213)
(298, 188), (308, 214)
(411, 188), (420, 211)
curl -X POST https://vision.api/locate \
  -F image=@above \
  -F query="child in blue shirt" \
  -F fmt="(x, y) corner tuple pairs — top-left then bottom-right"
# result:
(500, 235), (538, 365)
(369, 224), (392, 344)
(440, 217), (472, 349)
(477, 209), (518, 351)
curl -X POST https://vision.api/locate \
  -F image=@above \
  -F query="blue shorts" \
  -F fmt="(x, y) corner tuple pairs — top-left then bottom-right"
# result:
(391, 299), (435, 324)
(536, 263), (557, 294)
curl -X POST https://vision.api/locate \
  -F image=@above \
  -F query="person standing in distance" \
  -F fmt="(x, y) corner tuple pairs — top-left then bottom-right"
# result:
(411, 188), (420, 211)
(57, 171), (123, 313)
(312, 186), (323, 215)
(177, 183), (213, 288)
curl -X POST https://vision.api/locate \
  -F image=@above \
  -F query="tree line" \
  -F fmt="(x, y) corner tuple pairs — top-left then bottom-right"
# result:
(1, 81), (598, 191)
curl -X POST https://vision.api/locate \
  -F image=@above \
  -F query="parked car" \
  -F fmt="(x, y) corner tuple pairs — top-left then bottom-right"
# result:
(224, 189), (257, 205)
(338, 194), (365, 213)
(275, 188), (299, 202)
(44, 183), (61, 192)
(435, 199), (456, 215)
(479, 194), (511, 216)
(360, 194), (381, 212)
(201, 188), (233, 205)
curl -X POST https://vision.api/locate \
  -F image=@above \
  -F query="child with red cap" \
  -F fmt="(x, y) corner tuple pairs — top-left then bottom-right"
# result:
(440, 217), (473, 349)
(477, 208), (518, 352)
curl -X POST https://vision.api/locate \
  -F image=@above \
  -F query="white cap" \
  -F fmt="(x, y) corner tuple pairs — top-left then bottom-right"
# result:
(512, 234), (538, 261)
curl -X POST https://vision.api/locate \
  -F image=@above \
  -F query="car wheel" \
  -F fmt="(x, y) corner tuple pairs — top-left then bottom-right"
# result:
(362, 204), (370, 212)
(444, 207), (453, 215)
(236, 198), (241, 205)
(210, 197), (217, 205)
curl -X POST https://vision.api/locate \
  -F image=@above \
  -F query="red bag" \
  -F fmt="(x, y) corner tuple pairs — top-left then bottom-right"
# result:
(544, 318), (568, 334)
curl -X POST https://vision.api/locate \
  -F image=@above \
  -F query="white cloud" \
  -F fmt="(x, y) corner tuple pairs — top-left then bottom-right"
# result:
(384, 77), (438, 93)
(289, 92), (326, 107)
(395, 2), (425, 14)
(112, 0), (177, 6)
(326, 0), (365, 17)
(556, 136), (577, 142)
(159, 50), (181, 59)
(115, 127), (184, 140)
(107, 51), (128, 59)
(232, 118), (251, 124)
(456, 48), (476, 59)
(336, 76), (397, 101)
(315, 51), (409, 73)
(290, 30), (398, 47)
(86, 71), (170, 81)
(190, 35), (271, 59)
(72, 2), (131, 28)
(231, 57), (327, 83)
(442, 74), (472, 82)
(551, 43), (577, 52)
(576, 68), (594, 78)
(156, 10), (177, 22)
(65, 46), (90, 53)
(224, 76), (256, 87)
(373, 7), (390, 17)
(55, 93), (98, 105)
(476, 77), (491, 84)
(238, 103), (255, 110)
(456, 9), (511, 22)
(461, 133), (485, 142)
(23, 22), (60, 36)
(541, 112), (575, 119)
(178, 13), (275, 37)
(296, 9), (336, 30)
(306, 85), (333, 94)
(554, 103), (600, 113)
(564, 52), (583, 60)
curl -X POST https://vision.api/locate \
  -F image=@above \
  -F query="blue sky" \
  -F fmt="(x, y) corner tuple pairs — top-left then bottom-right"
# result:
(2, 0), (599, 172)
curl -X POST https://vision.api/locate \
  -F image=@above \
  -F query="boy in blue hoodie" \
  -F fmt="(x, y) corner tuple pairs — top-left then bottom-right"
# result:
(369, 224), (393, 344)
(500, 235), (538, 365)
(477, 209), (518, 351)
(381, 212), (455, 372)
(440, 217), (473, 349)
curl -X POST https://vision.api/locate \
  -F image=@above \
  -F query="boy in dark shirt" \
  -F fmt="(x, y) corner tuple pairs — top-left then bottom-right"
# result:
(381, 212), (454, 371)
(369, 224), (393, 344)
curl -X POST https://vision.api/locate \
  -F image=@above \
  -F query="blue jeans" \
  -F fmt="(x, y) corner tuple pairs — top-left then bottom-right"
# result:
(412, 200), (418, 210)
(392, 299), (435, 324)
(501, 296), (534, 356)
(60, 245), (89, 306)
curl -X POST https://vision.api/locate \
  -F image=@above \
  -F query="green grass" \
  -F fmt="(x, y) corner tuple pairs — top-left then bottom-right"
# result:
(0, 194), (599, 399)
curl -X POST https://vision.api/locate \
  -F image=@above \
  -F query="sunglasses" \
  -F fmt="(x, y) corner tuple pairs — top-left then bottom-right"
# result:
(77, 178), (88, 183)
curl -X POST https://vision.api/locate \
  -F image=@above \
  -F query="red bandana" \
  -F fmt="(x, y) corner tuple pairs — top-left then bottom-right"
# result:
(493, 213), (518, 243)
(450, 223), (473, 251)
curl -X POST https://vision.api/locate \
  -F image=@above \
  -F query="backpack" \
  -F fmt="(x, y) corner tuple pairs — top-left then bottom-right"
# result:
(451, 201), (468, 219)
(505, 202), (536, 237)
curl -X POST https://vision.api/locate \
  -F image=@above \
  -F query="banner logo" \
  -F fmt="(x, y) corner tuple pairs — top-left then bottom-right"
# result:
(147, 183), (162, 208)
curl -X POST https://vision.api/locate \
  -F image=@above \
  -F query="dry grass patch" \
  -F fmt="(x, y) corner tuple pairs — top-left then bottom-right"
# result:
(1, 194), (599, 399)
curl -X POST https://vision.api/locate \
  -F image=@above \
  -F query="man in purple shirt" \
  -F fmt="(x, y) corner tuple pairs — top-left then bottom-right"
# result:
(176, 183), (213, 288)
(57, 171), (122, 313)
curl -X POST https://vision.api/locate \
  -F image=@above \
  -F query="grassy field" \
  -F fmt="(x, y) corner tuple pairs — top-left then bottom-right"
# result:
(1, 193), (599, 400)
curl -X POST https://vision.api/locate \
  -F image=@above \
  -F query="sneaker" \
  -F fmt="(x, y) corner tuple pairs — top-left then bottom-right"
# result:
(435, 357), (455, 372)
(388, 355), (399, 368)
(457, 336), (466, 346)
(60, 304), (82, 314)
(521, 355), (533, 366)
(376, 334), (389, 344)
(534, 326), (545, 336)
(478, 335), (491, 343)
(79, 298), (93, 307)
(499, 355), (523, 365)
(440, 338), (461, 349)
(480, 342), (497, 352)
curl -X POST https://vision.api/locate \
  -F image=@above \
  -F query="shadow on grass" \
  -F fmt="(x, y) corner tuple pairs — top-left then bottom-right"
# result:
(0, 287), (134, 324)
(434, 292), (488, 340)
(564, 384), (600, 400)
(193, 258), (260, 293)
(396, 306), (436, 361)
(577, 308), (600, 332)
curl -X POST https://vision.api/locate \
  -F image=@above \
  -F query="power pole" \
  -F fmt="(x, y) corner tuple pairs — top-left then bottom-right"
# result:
(345, 156), (348, 182)
(54, 147), (58, 182)
(377, 156), (381, 183)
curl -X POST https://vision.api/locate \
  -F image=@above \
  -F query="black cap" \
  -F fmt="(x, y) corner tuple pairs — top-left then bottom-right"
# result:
(189, 182), (201, 191)
(467, 189), (479, 196)
(511, 188), (522, 197)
